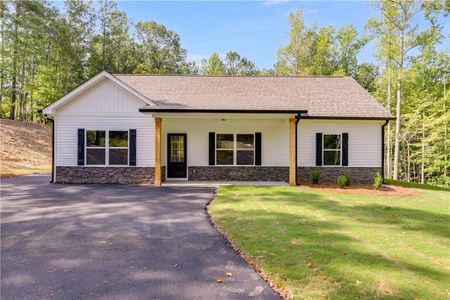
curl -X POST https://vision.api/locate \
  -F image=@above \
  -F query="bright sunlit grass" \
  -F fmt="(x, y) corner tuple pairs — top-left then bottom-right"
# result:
(209, 185), (450, 299)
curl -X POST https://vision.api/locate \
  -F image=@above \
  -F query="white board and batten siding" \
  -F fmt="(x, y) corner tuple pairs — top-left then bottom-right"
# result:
(54, 79), (155, 167)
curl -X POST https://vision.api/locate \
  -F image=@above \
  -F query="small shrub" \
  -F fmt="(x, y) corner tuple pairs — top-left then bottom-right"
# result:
(337, 174), (351, 188)
(373, 172), (383, 190)
(311, 170), (320, 184)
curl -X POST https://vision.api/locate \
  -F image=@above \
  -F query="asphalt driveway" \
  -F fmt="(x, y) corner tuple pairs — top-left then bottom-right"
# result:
(1, 175), (278, 300)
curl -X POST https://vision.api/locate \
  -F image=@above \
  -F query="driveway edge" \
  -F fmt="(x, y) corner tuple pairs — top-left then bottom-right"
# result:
(204, 189), (288, 300)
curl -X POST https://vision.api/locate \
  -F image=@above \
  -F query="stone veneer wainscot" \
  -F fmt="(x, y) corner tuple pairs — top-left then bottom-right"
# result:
(55, 167), (161, 184)
(188, 166), (379, 184)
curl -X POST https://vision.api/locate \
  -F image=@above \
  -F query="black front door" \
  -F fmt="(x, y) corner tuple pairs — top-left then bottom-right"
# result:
(167, 133), (187, 178)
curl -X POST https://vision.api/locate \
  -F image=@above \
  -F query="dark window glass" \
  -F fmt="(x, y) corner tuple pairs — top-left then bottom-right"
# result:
(86, 131), (106, 147)
(109, 131), (128, 147)
(86, 148), (105, 165)
(323, 150), (341, 165)
(216, 150), (233, 165)
(324, 134), (341, 150)
(216, 134), (234, 149)
(109, 149), (128, 165)
(237, 150), (254, 165)
(169, 135), (185, 163)
(237, 134), (254, 149)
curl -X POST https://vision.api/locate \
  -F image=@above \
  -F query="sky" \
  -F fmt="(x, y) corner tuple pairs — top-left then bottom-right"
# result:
(53, 1), (450, 70)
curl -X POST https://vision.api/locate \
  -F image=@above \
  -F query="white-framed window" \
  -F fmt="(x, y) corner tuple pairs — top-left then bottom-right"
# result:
(323, 134), (341, 166)
(86, 130), (129, 166)
(216, 133), (255, 166)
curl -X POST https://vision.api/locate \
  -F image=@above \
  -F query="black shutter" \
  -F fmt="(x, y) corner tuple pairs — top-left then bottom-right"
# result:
(315, 133), (322, 166)
(255, 132), (261, 165)
(209, 132), (215, 165)
(129, 129), (136, 166)
(77, 129), (85, 165)
(342, 133), (348, 166)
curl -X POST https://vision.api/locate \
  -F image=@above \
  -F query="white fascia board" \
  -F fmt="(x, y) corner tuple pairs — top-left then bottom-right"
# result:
(42, 71), (154, 115)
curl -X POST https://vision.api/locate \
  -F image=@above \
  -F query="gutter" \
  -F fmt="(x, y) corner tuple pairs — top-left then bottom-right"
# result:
(139, 108), (309, 114)
(381, 120), (389, 183)
(139, 108), (394, 120)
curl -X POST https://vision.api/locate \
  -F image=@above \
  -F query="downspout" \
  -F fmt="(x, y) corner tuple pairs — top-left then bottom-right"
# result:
(295, 113), (302, 185)
(43, 114), (55, 183)
(381, 120), (389, 183)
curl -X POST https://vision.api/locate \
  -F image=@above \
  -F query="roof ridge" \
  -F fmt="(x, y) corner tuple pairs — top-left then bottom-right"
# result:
(114, 74), (347, 78)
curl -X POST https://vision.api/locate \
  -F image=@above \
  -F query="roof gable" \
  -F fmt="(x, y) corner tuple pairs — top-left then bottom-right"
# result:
(42, 71), (153, 116)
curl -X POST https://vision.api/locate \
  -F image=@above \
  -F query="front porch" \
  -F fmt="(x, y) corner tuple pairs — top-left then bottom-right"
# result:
(152, 113), (302, 186)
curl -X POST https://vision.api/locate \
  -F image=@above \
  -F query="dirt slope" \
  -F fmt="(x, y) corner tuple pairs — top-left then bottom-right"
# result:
(1, 119), (51, 177)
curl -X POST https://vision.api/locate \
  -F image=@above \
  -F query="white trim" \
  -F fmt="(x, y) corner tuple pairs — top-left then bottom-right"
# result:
(322, 133), (342, 167)
(215, 133), (255, 166)
(85, 129), (129, 166)
(42, 71), (154, 116)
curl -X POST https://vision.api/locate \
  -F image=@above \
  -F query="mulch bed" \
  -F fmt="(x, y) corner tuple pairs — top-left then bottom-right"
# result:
(298, 181), (421, 196)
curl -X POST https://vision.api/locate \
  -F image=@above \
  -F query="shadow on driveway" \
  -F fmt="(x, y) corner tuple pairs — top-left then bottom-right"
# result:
(1, 175), (278, 299)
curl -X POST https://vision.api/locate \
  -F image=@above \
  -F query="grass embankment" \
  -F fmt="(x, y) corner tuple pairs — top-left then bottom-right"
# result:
(209, 185), (450, 299)
(1, 119), (51, 178)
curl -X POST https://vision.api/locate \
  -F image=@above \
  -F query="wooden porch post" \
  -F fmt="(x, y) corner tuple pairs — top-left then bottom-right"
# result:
(154, 117), (162, 186)
(289, 117), (297, 186)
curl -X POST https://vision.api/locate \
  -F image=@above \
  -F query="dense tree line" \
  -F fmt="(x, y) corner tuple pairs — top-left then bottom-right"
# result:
(0, 0), (194, 122)
(368, 0), (449, 187)
(1, 0), (448, 186)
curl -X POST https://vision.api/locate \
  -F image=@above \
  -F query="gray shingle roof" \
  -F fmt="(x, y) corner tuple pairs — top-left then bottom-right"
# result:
(115, 74), (392, 119)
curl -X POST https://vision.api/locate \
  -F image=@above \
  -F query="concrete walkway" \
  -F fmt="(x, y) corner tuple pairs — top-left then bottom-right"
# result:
(162, 180), (288, 187)
(1, 175), (278, 300)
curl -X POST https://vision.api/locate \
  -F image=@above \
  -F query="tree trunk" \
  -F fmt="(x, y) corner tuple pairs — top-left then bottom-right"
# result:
(421, 119), (425, 184)
(18, 61), (26, 121)
(102, 18), (106, 70)
(0, 2), (4, 104)
(9, 2), (19, 120)
(444, 80), (448, 178)
(407, 142), (410, 182)
(393, 79), (401, 180)
(29, 58), (35, 122)
(387, 70), (392, 178)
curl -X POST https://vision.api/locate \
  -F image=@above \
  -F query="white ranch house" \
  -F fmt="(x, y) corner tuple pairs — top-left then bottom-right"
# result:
(41, 71), (393, 185)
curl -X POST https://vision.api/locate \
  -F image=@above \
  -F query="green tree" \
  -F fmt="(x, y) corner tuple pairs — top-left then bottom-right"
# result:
(335, 25), (369, 76)
(201, 53), (225, 75)
(308, 26), (337, 75)
(224, 51), (258, 75)
(134, 21), (187, 74)
(64, 0), (94, 84)
(368, 0), (445, 180)
(354, 63), (379, 93)
(276, 9), (315, 75)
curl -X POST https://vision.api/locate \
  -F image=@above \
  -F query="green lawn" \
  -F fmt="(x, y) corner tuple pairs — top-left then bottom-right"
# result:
(208, 185), (450, 300)
(384, 179), (450, 192)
